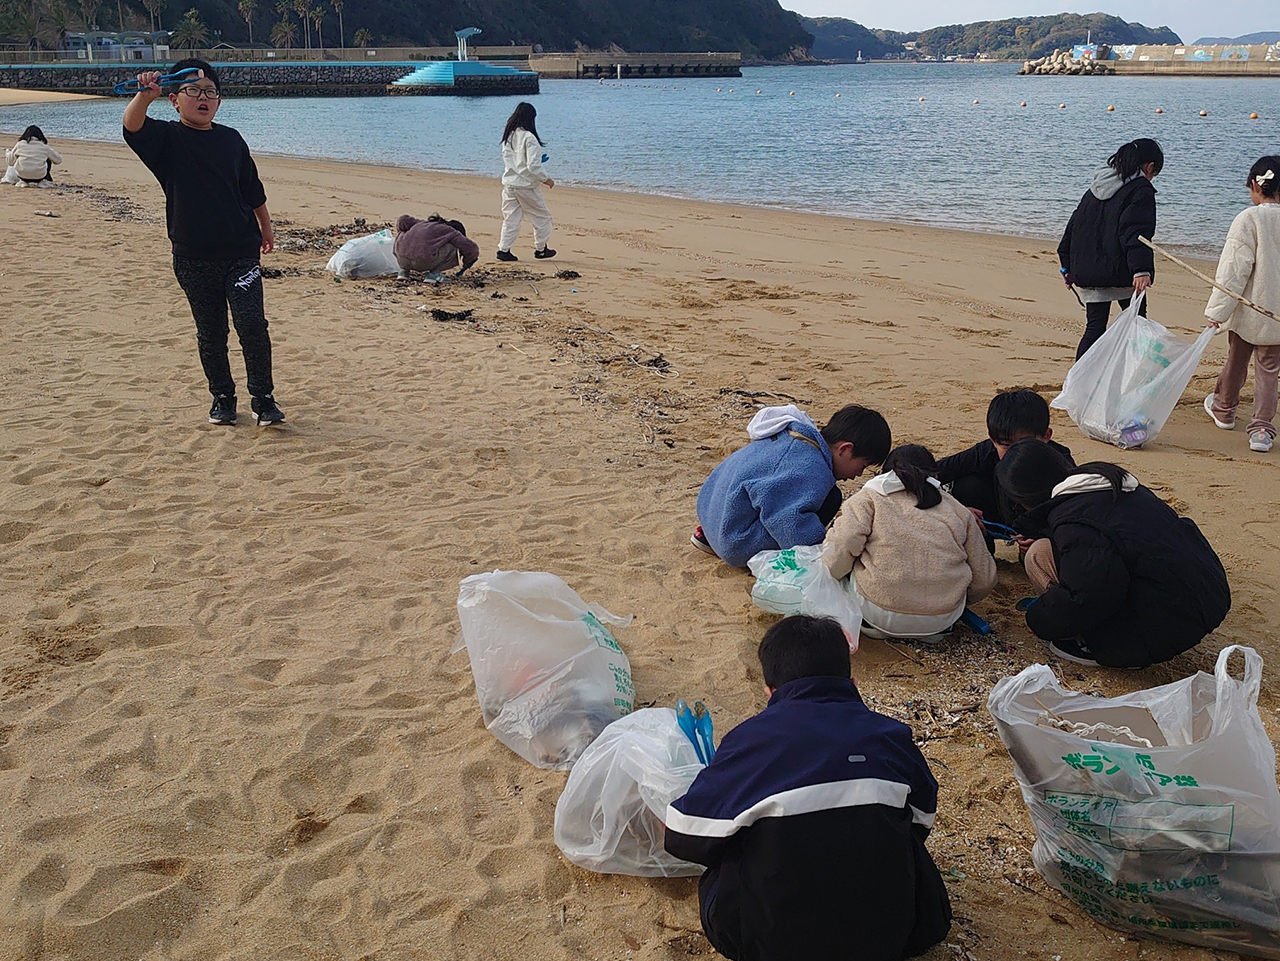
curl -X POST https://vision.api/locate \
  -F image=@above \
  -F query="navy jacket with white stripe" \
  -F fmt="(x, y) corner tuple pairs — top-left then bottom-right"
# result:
(664, 676), (951, 961)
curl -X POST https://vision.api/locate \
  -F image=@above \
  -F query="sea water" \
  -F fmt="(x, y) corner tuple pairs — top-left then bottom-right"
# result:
(2, 63), (1274, 253)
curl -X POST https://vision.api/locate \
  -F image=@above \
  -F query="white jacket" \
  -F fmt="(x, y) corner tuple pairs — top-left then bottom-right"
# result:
(501, 128), (548, 188)
(6, 140), (62, 180)
(1205, 204), (1280, 345)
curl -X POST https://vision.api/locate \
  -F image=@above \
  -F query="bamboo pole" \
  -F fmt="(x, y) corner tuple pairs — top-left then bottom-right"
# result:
(1140, 236), (1279, 323)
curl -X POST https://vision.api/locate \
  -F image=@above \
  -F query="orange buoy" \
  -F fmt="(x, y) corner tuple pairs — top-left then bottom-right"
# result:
(756, 89), (761, 94)
(1200, 109), (1208, 116)
(1251, 112), (1260, 120)
(1107, 105), (1115, 112)
(716, 87), (722, 92)
(973, 99), (980, 105)
(789, 90), (795, 96)
(835, 93), (841, 98)
(1058, 103), (1066, 109)
(1020, 101), (1027, 107)
(919, 96), (925, 102)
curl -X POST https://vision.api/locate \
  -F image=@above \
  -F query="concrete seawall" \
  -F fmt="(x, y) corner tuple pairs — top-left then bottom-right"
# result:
(529, 52), (741, 79)
(0, 62), (420, 96)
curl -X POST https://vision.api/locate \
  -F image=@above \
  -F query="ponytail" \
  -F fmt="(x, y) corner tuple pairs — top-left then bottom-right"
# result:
(880, 444), (942, 511)
(1108, 138), (1164, 180)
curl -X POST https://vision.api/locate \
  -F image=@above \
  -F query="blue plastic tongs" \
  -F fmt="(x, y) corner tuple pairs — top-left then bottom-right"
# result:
(113, 67), (202, 96)
(982, 520), (1020, 544)
(676, 699), (716, 765)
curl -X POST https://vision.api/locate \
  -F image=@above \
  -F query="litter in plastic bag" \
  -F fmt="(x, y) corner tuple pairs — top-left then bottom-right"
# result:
(554, 707), (706, 877)
(324, 228), (399, 279)
(988, 646), (1280, 958)
(455, 570), (636, 770)
(748, 544), (862, 642)
(1052, 293), (1214, 449)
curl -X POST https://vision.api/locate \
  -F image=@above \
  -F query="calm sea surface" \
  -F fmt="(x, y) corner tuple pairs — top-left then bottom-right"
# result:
(2, 63), (1275, 253)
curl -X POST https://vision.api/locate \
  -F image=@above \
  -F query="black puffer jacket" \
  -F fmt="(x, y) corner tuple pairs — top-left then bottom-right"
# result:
(1016, 477), (1229, 668)
(1058, 170), (1157, 289)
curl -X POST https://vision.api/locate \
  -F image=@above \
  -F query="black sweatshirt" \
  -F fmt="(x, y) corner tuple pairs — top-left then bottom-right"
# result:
(124, 117), (266, 261)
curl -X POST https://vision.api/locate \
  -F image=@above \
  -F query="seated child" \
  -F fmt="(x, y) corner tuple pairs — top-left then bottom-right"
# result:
(998, 440), (1231, 668)
(936, 388), (1074, 530)
(823, 445), (997, 641)
(394, 213), (480, 280)
(664, 615), (951, 961)
(692, 404), (891, 567)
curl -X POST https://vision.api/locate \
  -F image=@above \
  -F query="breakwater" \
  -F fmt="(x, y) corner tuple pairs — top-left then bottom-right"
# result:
(529, 52), (741, 79)
(0, 62), (420, 96)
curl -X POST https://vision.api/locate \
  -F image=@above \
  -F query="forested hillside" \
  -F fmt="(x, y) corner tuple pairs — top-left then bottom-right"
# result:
(912, 13), (1180, 59)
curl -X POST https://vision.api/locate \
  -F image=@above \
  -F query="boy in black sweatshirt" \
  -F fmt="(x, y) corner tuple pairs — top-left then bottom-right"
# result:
(123, 58), (284, 427)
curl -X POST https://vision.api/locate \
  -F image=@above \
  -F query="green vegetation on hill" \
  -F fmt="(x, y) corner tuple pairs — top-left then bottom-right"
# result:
(912, 13), (1180, 59)
(1194, 32), (1280, 45)
(799, 16), (895, 60)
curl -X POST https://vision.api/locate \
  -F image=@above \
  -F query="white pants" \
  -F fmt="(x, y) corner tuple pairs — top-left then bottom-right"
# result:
(499, 184), (552, 252)
(850, 572), (964, 638)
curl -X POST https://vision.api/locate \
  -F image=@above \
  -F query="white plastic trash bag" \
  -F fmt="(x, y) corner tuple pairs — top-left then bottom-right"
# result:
(455, 570), (636, 770)
(1, 165), (19, 185)
(324, 228), (399, 278)
(748, 544), (862, 641)
(988, 646), (1280, 958)
(554, 708), (706, 877)
(1052, 293), (1214, 449)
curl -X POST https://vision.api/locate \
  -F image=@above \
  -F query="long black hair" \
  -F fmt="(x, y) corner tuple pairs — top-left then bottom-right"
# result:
(1249, 156), (1280, 200)
(881, 444), (941, 510)
(428, 213), (467, 236)
(995, 439), (1074, 510)
(1067, 461), (1131, 498)
(19, 125), (46, 143)
(1108, 138), (1164, 180)
(502, 101), (543, 147)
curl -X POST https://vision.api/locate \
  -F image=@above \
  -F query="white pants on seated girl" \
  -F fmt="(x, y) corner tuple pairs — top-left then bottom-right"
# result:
(850, 573), (963, 637)
(500, 184), (552, 251)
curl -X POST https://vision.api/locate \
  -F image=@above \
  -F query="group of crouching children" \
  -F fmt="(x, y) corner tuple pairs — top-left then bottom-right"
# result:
(661, 390), (1231, 961)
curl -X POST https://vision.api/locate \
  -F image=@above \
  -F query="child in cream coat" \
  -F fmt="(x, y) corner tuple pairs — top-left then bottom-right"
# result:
(824, 445), (996, 641)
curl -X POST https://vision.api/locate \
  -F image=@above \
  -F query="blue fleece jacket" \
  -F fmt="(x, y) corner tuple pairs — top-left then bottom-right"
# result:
(695, 419), (837, 567)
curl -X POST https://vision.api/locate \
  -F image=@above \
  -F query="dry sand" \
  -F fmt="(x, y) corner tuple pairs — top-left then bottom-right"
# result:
(0, 89), (104, 107)
(1, 137), (1276, 961)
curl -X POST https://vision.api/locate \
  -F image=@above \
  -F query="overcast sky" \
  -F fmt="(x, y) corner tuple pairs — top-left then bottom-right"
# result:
(790, 2), (1270, 44)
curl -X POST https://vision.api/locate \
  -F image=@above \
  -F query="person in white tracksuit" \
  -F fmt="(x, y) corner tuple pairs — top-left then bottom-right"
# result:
(497, 102), (556, 262)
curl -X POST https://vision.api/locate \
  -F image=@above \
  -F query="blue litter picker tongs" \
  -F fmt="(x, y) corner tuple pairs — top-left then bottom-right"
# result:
(982, 519), (1020, 544)
(112, 67), (202, 96)
(676, 699), (716, 765)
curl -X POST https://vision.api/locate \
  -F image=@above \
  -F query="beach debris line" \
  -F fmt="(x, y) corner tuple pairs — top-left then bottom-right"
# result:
(554, 269), (581, 280)
(424, 307), (474, 323)
(33, 210), (59, 217)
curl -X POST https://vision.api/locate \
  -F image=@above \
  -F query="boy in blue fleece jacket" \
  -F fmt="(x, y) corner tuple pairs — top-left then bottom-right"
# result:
(692, 404), (891, 567)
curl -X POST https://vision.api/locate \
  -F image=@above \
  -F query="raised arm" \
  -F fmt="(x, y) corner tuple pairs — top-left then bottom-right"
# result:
(123, 70), (164, 133)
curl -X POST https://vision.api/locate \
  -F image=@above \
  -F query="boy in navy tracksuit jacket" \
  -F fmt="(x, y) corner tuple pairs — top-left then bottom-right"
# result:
(693, 404), (891, 567)
(664, 616), (951, 961)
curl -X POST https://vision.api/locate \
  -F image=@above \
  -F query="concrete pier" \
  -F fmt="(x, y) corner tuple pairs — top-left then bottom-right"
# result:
(529, 52), (741, 79)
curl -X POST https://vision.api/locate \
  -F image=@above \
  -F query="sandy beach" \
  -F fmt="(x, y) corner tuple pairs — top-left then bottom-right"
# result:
(1, 136), (1274, 961)
(0, 89), (104, 107)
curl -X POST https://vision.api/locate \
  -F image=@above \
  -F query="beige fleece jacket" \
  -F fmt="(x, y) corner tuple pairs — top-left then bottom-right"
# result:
(1205, 204), (1280, 345)
(822, 473), (997, 617)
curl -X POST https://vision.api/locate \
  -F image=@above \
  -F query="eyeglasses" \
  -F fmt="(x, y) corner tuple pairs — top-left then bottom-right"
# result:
(178, 86), (221, 101)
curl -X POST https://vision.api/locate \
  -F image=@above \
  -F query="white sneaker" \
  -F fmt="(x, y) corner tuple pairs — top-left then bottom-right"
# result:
(1204, 393), (1235, 430)
(37, 181), (54, 188)
(1250, 431), (1273, 453)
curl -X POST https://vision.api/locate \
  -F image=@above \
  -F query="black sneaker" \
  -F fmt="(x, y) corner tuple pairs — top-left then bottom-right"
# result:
(1049, 638), (1100, 667)
(495, 249), (518, 262)
(251, 394), (285, 427)
(534, 247), (557, 260)
(208, 394), (237, 425)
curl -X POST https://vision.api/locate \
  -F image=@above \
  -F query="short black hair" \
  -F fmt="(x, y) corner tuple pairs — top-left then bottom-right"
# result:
(19, 125), (46, 143)
(994, 438), (1074, 510)
(758, 615), (850, 689)
(170, 57), (219, 92)
(987, 389), (1051, 446)
(820, 405), (891, 465)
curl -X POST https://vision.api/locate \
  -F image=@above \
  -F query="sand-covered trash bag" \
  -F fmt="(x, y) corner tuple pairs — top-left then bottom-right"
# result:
(988, 646), (1280, 958)
(324, 228), (399, 278)
(455, 570), (635, 770)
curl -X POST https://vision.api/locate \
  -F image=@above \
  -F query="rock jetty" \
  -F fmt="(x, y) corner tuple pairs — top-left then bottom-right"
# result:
(1019, 49), (1116, 75)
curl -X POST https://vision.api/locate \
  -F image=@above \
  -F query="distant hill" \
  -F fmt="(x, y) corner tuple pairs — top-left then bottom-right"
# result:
(1194, 32), (1280, 45)
(799, 16), (897, 60)
(912, 13), (1180, 59)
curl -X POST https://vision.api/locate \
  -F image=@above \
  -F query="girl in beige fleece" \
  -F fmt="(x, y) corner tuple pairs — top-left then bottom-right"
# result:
(823, 445), (997, 641)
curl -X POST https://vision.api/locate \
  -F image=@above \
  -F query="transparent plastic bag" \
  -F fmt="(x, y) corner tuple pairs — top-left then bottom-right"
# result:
(988, 647), (1280, 958)
(324, 228), (399, 278)
(748, 544), (862, 640)
(554, 708), (706, 877)
(1052, 293), (1214, 449)
(455, 571), (635, 770)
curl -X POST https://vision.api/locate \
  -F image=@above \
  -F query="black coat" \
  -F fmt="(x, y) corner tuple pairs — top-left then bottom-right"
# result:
(1017, 484), (1230, 668)
(1058, 176), (1157, 289)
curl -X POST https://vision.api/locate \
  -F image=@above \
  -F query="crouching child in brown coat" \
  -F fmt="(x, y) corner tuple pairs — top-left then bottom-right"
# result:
(394, 214), (480, 281)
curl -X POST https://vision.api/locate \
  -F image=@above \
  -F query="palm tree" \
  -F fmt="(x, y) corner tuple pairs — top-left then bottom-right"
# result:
(77, 0), (100, 29)
(351, 26), (371, 48)
(141, 0), (163, 31)
(116, 0), (124, 31)
(291, 0), (308, 50)
(269, 16), (294, 50)
(170, 6), (207, 47)
(309, 5), (322, 50)
(237, 0), (255, 43)
(329, 0), (341, 48)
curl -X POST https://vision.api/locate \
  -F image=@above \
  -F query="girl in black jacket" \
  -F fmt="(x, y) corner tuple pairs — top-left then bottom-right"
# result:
(997, 440), (1229, 669)
(1059, 139), (1163, 359)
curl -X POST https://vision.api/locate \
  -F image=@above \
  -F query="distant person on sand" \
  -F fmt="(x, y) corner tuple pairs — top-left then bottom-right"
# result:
(1058, 138), (1163, 358)
(496, 101), (556, 262)
(937, 389), (1074, 548)
(1204, 155), (1280, 454)
(691, 404), (891, 567)
(999, 440), (1230, 669)
(393, 213), (479, 281)
(123, 58), (285, 427)
(823, 445), (996, 643)
(664, 614), (952, 961)
(6, 126), (62, 187)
